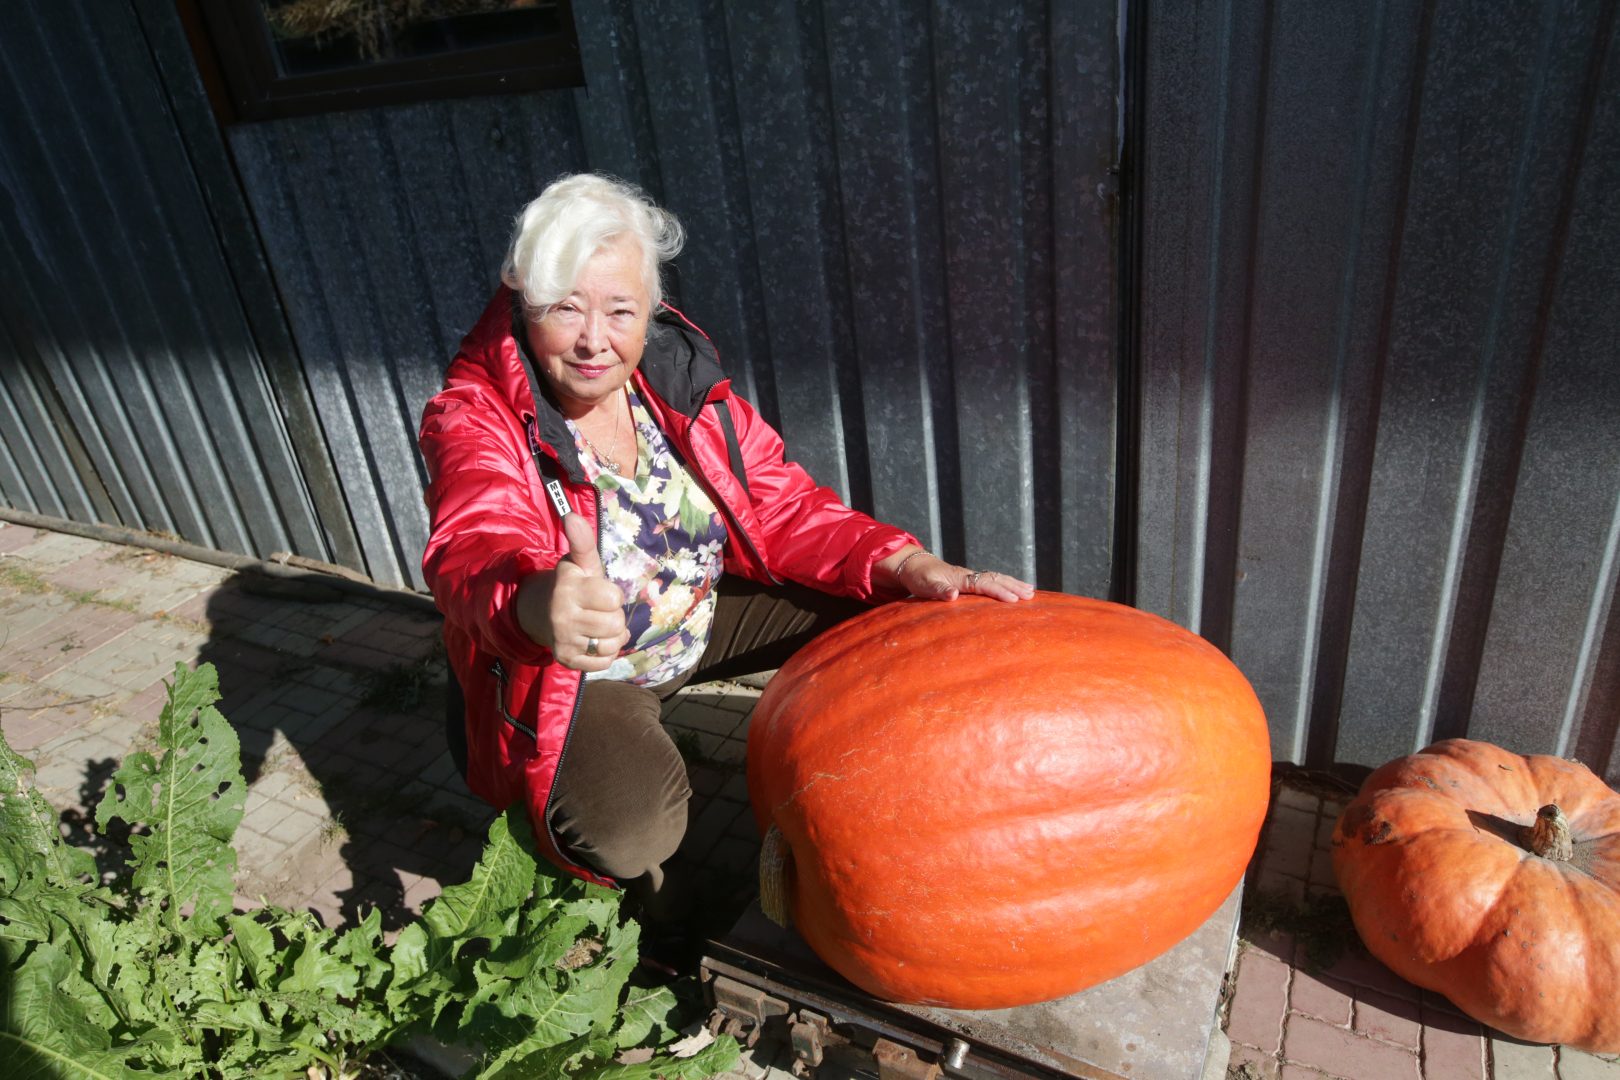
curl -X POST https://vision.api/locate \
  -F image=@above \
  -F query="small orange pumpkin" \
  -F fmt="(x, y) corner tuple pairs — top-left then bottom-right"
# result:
(745, 591), (1271, 1009)
(1333, 739), (1620, 1052)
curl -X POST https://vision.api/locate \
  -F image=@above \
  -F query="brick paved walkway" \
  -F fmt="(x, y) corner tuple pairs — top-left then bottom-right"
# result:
(3, 519), (1616, 1080)
(1230, 785), (1620, 1080)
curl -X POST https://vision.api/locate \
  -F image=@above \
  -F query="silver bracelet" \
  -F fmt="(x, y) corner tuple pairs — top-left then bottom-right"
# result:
(893, 549), (932, 578)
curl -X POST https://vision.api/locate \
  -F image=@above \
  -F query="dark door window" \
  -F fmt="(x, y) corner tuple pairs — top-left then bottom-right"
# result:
(190, 0), (582, 122)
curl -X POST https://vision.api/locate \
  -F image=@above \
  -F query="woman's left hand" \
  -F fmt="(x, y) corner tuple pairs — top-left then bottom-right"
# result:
(881, 547), (1035, 603)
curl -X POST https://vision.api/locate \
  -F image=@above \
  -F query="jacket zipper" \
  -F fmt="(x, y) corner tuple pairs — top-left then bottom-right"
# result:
(538, 485), (602, 870)
(488, 659), (536, 740)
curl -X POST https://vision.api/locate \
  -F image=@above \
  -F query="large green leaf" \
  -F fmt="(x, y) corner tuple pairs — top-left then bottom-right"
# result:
(334, 907), (388, 992)
(612, 985), (680, 1051)
(105, 910), (163, 1029)
(422, 809), (538, 942)
(576, 1036), (741, 1080)
(470, 1032), (594, 1080)
(0, 940), (142, 1079)
(0, 728), (94, 888)
(226, 911), (285, 990)
(277, 915), (358, 997)
(95, 663), (245, 932)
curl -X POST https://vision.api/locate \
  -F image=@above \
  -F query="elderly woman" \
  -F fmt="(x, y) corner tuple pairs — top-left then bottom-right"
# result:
(419, 174), (1031, 945)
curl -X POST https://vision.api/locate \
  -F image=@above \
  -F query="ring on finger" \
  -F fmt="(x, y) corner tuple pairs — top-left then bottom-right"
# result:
(585, 636), (600, 657)
(966, 571), (982, 589)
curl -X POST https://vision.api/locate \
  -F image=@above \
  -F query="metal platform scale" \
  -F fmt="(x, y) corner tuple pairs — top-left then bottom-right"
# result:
(699, 886), (1241, 1079)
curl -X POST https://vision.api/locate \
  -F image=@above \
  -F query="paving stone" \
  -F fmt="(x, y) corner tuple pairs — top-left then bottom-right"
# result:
(664, 698), (743, 737)
(1354, 987), (1421, 1050)
(1278, 1066), (1334, 1079)
(48, 619), (208, 695)
(1276, 786), (1320, 814)
(705, 836), (759, 877)
(1314, 813), (1340, 850)
(304, 666), (363, 694)
(1256, 867), (1308, 906)
(1422, 988), (1472, 1017)
(1242, 925), (1298, 964)
(389, 612), (444, 639)
(0, 522), (45, 553)
(1423, 1012), (1487, 1080)
(727, 806), (762, 841)
(1227, 1040), (1281, 1079)
(402, 874), (444, 915)
(1302, 848), (1341, 893)
(248, 769), (304, 804)
(1264, 806), (1316, 879)
(416, 749), (458, 788)
(696, 730), (747, 766)
(1489, 1037), (1555, 1078)
(1318, 945), (1420, 1002)
(281, 681), (346, 718)
(89, 555), (229, 615)
(0, 588), (84, 639)
(0, 706), (66, 754)
(43, 551), (133, 595)
(1283, 1014), (1420, 1078)
(1228, 948), (1290, 1054)
(684, 761), (728, 799)
(4, 604), (142, 682)
(319, 639), (406, 672)
(1559, 1050), (1620, 1080)
(682, 797), (748, 859)
(232, 825), (289, 880)
(1290, 969), (1353, 1027)
(262, 805), (324, 846)
(11, 531), (103, 569)
(364, 627), (440, 660)
(1224, 1042), (1276, 1075)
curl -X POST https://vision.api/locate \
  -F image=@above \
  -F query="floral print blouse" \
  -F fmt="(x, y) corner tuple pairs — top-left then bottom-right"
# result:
(568, 389), (728, 686)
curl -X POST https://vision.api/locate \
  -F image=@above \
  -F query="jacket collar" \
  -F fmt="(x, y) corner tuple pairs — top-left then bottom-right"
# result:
(489, 289), (730, 483)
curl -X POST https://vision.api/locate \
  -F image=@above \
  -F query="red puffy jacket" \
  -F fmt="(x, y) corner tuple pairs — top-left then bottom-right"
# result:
(419, 288), (919, 883)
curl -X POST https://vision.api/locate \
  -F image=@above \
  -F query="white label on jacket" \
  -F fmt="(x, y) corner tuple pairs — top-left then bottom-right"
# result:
(544, 478), (572, 519)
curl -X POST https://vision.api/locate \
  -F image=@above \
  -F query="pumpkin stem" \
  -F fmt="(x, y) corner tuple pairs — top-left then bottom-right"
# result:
(1524, 804), (1573, 861)
(759, 824), (792, 929)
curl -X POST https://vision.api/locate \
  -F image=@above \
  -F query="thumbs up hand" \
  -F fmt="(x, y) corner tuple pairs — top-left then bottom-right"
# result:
(516, 513), (629, 671)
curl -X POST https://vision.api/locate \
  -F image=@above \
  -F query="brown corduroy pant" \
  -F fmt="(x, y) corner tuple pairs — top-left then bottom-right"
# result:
(539, 576), (864, 922)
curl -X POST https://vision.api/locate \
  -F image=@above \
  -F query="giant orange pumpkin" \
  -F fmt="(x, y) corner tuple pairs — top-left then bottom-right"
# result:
(745, 591), (1272, 1009)
(1333, 739), (1620, 1052)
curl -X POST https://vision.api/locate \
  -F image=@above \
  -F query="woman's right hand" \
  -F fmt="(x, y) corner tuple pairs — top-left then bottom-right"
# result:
(516, 513), (630, 671)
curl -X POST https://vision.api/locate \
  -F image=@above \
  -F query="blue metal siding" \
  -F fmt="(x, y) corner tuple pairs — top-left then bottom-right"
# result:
(12, 0), (1614, 785)
(1138, 0), (1620, 780)
(0, 0), (329, 562)
(222, 0), (1124, 593)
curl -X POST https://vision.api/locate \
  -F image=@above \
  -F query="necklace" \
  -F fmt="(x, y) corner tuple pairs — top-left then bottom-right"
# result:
(574, 389), (627, 476)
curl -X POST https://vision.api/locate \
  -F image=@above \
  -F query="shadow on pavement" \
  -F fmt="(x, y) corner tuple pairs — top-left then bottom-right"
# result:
(192, 570), (490, 931)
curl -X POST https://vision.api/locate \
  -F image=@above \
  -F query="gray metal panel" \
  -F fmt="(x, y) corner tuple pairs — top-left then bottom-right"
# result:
(1139, 0), (1620, 781)
(218, 0), (1123, 592)
(227, 93), (587, 588)
(0, 270), (107, 523)
(1470, 8), (1620, 773)
(0, 1), (326, 563)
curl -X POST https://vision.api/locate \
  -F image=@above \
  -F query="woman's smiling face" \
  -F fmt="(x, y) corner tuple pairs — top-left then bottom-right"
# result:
(528, 238), (650, 419)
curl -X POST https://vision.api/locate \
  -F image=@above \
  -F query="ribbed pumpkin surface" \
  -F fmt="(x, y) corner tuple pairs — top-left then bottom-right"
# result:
(745, 591), (1271, 1009)
(1333, 740), (1620, 1052)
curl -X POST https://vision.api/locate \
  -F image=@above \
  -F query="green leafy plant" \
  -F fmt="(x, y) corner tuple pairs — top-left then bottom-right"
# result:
(0, 662), (738, 1079)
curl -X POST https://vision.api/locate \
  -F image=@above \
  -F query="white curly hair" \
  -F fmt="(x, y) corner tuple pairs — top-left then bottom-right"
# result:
(501, 173), (685, 317)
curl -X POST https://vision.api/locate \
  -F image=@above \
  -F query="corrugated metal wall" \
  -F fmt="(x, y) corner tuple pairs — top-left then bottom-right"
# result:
(6, 0), (1618, 780)
(220, 0), (1125, 594)
(1136, 0), (1620, 781)
(0, 0), (357, 567)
